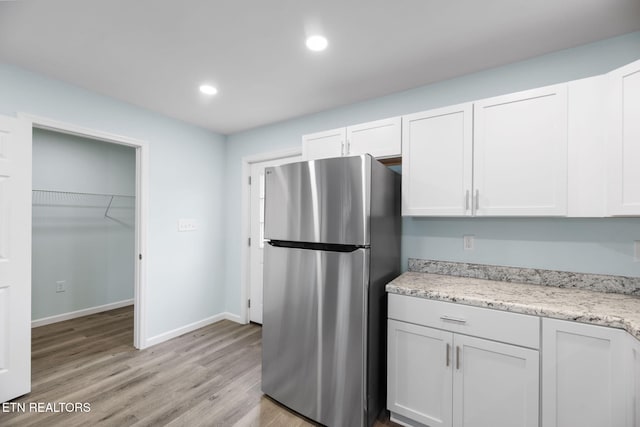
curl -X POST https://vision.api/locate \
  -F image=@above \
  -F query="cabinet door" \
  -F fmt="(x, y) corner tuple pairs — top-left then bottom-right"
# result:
(628, 335), (640, 427)
(402, 104), (473, 216)
(567, 76), (607, 217)
(347, 117), (401, 159)
(607, 59), (640, 216)
(473, 84), (568, 216)
(302, 127), (345, 160)
(388, 319), (453, 427)
(452, 335), (539, 427)
(542, 318), (629, 427)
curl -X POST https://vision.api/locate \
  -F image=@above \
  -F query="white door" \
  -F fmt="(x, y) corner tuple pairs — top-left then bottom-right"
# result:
(402, 104), (473, 216)
(302, 127), (345, 160)
(387, 319), (453, 427)
(0, 116), (31, 402)
(453, 334), (539, 427)
(249, 155), (301, 324)
(473, 84), (568, 216)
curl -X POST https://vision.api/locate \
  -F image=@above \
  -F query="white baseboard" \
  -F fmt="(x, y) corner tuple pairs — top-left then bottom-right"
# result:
(224, 312), (244, 324)
(144, 311), (249, 348)
(145, 313), (226, 347)
(32, 299), (134, 328)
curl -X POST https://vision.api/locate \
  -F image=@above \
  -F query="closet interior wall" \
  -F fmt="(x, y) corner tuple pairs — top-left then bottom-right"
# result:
(32, 128), (136, 323)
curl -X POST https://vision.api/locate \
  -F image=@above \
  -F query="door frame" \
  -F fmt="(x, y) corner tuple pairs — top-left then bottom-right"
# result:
(240, 147), (302, 324)
(19, 113), (149, 349)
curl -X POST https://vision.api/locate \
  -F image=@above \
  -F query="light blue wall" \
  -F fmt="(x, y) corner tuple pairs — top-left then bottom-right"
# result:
(224, 32), (640, 316)
(4, 31), (640, 334)
(32, 129), (135, 320)
(403, 217), (640, 275)
(0, 63), (227, 338)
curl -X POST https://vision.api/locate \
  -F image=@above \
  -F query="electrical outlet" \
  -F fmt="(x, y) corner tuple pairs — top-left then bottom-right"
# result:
(178, 218), (198, 232)
(634, 241), (640, 262)
(463, 235), (474, 251)
(56, 280), (66, 293)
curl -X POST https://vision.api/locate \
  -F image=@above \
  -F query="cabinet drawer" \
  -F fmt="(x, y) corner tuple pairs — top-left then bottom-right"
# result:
(388, 293), (540, 349)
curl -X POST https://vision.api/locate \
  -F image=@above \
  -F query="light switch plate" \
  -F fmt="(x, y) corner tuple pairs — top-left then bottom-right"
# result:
(178, 218), (198, 232)
(56, 280), (66, 293)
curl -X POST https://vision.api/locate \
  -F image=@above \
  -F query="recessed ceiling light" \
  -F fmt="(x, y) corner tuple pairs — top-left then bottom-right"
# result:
(199, 84), (218, 95)
(306, 35), (328, 52)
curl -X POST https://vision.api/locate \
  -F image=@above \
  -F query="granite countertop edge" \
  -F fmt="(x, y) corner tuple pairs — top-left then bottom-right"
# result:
(386, 272), (640, 341)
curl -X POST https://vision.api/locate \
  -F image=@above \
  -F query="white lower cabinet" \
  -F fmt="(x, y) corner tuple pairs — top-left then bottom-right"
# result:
(541, 318), (631, 427)
(388, 295), (540, 427)
(452, 334), (539, 427)
(387, 320), (453, 427)
(388, 294), (640, 427)
(631, 336), (640, 427)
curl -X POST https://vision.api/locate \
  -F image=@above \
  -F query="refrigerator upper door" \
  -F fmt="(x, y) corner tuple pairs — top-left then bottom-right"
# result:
(262, 244), (369, 427)
(264, 155), (371, 245)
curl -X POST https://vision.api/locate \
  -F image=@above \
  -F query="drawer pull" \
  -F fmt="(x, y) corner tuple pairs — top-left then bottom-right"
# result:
(456, 346), (461, 370)
(446, 343), (450, 367)
(440, 315), (467, 324)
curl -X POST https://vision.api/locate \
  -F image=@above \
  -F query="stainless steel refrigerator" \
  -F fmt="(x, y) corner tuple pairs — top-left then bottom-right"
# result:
(262, 154), (400, 427)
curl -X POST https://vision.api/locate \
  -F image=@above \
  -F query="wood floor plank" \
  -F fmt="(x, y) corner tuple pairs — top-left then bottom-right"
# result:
(1, 307), (400, 427)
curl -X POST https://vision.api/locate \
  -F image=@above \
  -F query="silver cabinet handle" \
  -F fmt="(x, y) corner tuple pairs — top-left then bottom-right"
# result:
(440, 315), (467, 324)
(341, 141), (345, 156)
(456, 346), (461, 370)
(446, 343), (450, 367)
(475, 189), (479, 210)
(346, 139), (350, 155)
(465, 190), (470, 211)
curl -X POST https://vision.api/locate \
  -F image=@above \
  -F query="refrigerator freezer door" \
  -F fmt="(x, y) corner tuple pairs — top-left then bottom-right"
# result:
(262, 244), (369, 427)
(264, 155), (371, 246)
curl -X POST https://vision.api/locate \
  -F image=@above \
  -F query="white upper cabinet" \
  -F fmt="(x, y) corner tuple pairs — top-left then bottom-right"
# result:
(473, 84), (568, 216)
(302, 127), (346, 160)
(302, 117), (401, 161)
(607, 59), (640, 216)
(402, 104), (473, 216)
(567, 75), (607, 217)
(347, 116), (401, 159)
(403, 84), (568, 217)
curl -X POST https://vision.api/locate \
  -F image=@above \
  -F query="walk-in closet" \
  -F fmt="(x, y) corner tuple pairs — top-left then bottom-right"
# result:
(31, 128), (136, 329)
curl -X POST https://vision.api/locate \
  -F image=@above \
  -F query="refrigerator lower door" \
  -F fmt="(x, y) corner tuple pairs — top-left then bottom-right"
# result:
(262, 244), (370, 427)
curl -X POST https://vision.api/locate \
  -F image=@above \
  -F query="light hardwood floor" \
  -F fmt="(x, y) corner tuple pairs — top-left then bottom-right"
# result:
(2, 307), (400, 427)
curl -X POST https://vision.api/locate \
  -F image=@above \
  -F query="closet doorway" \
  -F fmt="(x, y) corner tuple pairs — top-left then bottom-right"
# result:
(23, 114), (148, 350)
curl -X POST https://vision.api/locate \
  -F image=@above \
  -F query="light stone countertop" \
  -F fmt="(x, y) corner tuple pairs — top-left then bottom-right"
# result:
(386, 272), (640, 341)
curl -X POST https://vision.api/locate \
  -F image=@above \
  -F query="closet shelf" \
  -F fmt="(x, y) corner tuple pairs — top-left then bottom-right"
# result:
(32, 189), (135, 219)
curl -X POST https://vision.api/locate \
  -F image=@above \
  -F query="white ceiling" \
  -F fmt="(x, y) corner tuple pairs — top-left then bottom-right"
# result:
(1, 1), (639, 135)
